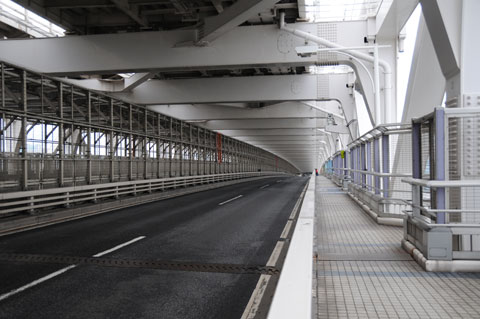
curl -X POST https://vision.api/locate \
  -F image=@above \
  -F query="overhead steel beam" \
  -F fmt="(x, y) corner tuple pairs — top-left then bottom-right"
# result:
(139, 74), (358, 142)
(348, 60), (375, 127)
(238, 136), (323, 142)
(376, 0), (419, 39)
(245, 140), (319, 145)
(254, 146), (323, 150)
(44, 0), (114, 8)
(199, 118), (326, 130)
(110, 0), (149, 27)
(148, 102), (333, 121)
(217, 129), (317, 136)
(115, 74), (353, 105)
(0, 21), (367, 75)
(420, 0), (460, 79)
(169, 0), (190, 14)
(58, 72), (156, 92)
(421, 0), (479, 99)
(211, 0), (224, 13)
(112, 75), (314, 103)
(124, 72), (156, 91)
(401, 15), (445, 122)
(198, 0), (280, 43)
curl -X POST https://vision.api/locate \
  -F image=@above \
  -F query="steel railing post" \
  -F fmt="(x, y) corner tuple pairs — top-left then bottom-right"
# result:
(382, 134), (390, 198)
(434, 108), (446, 224)
(373, 138), (380, 195)
(412, 122), (422, 217)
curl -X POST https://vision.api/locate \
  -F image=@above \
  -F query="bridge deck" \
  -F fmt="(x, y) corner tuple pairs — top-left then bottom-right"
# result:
(314, 176), (480, 319)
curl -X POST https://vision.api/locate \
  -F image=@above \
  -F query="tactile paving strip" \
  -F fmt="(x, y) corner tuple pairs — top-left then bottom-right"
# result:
(316, 253), (413, 261)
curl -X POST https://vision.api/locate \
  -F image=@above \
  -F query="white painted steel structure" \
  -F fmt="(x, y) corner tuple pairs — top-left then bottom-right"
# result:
(320, 0), (480, 273)
(0, 0), (480, 316)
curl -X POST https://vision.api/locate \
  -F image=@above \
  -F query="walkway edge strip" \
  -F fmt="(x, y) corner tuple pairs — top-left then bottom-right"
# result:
(267, 176), (315, 319)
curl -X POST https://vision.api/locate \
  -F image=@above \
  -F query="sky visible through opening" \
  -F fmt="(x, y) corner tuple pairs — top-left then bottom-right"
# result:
(304, 0), (382, 22)
(357, 4), (421, 135)
(396, 4), (422, 121)
(0, 0), (65, 37)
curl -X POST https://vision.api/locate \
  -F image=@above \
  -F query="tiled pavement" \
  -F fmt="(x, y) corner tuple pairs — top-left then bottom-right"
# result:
(314, 176), (480, 319)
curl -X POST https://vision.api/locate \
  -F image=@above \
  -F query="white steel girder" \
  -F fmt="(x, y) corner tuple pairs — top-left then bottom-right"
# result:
(421, 0), (461, 80)
(148, 101), (346, 172)
(141, 73), (358, 144)
(116, 74), (357, 125)
(401, 15), (445, 122)
(148, 101), (342, 121)
(245, 140), (325, 145)
(218, 129), (317, 136)
(114, 74), (319, 104)
(238, 135), (329, 142)
(376, 0), (419, 40)
(0, 21), (367, 76)
(122, 73), (360, 140)
(198, 0), (281, 44)
(199, 118), (325, 130)
(420, 0), (480, 103)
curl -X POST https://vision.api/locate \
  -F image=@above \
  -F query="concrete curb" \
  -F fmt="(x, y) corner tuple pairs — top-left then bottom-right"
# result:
(267, 176), (315, 319)
(348, 193), (404, 227)
(402, 239), (480, 272)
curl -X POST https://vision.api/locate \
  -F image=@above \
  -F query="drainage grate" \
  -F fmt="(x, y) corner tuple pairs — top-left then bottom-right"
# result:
(0, 253), (279, 275)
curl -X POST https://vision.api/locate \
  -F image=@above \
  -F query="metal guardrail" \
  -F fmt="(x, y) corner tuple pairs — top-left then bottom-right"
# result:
(403, 177), (480, 260)
(401, 107), (480, 262)
(0, 61), (298, 194)
(0, 172), (283, 216)
(324, 124), (412, 221)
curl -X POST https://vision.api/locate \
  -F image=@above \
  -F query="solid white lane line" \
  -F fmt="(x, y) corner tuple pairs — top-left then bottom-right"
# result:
(92, 236), (146, 257)
(260, 184), (270, 189)
(0, 236), (146, 302)
(218, 195), (243, 206)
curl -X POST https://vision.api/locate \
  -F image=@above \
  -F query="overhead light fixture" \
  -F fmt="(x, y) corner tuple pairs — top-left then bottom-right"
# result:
(118, 73), (135, 78)
(185, 120), (208, 123)
(295, 45), (320, 58)
(327, 113), (337, 126)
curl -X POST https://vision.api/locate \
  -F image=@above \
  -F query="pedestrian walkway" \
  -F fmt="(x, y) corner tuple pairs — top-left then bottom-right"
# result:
(314, 176), (480, 319)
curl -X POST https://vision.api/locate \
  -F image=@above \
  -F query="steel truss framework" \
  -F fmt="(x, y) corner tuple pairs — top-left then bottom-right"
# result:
(0, 62), (298, 192)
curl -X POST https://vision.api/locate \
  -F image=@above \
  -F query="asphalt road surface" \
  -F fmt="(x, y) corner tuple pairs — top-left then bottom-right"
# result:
(0, 175), (308, 319)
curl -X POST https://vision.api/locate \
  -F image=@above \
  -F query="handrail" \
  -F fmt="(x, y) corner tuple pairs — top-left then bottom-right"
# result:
(402, 178), (480, 188)
(337, 168), (411, 178)
(346, 123), (411, 148)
